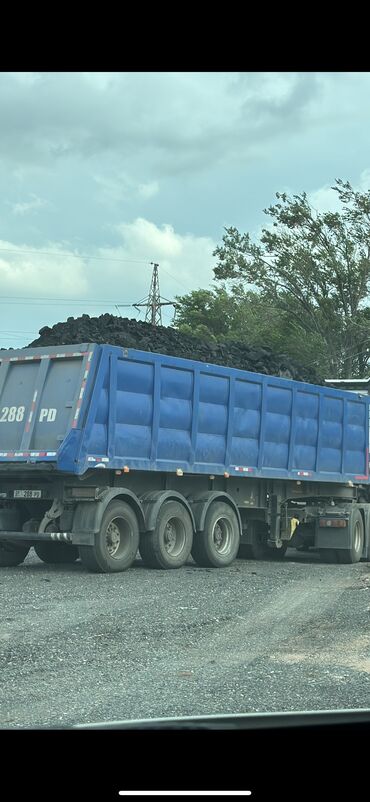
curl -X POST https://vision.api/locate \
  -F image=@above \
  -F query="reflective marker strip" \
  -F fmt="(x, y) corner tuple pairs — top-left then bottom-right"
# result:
(233, 466), (254, 473)
(72, 398), (83, 428)
(0, 451), (57, 458)
(74, 399), (83, 416)
(25, 391), (38, 432)
(296, 471), (312, 477)
(50, 353), (88, 359)
(72, 352), (93, 428)
(1, 351), (88, 363)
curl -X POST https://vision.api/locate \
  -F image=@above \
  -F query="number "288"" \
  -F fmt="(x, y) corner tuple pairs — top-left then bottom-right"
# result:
(0, 406), (25, 422)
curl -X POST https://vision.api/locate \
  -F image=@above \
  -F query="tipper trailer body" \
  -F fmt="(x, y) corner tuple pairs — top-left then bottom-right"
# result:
(0, 343), (369, 571)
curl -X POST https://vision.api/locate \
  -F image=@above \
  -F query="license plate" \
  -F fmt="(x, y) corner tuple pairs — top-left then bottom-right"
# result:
(13, 490), (42, 499)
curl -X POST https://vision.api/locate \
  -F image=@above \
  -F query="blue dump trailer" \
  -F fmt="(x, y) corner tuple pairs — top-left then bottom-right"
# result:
(0, 342), (369, 572)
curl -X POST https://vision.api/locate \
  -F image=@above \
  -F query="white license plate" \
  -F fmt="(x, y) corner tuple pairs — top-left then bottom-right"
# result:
(13, 490), (42, 499)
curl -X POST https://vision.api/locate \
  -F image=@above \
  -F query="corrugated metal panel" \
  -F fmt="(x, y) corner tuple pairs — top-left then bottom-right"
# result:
(0, 344), (96, 463)
(78, 347), (370, 482)
(0, 343), (368, 482)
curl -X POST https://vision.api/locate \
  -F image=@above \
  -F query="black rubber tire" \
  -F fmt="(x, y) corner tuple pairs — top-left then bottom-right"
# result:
(337, 509), (364, 564)
(139, 501), (193, 569)
(191, 502), (240, 568)
(79, 500), (140, 574)
(34, 542), (79, 565)
(0, 542), (30, 567)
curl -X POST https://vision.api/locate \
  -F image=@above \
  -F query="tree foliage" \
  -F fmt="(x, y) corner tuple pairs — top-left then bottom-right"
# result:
(212, 179), (370, 378)
(174, 285), (326, 376)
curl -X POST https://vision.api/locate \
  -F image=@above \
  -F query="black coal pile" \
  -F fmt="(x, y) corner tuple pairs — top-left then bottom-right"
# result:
(25, 314), (321, 384)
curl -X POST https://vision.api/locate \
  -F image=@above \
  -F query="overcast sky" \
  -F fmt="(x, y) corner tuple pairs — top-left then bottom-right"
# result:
(0, 71), (369, 348)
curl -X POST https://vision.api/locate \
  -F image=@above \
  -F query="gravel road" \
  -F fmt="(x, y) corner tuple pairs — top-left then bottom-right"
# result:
(1, 549), (370, 728)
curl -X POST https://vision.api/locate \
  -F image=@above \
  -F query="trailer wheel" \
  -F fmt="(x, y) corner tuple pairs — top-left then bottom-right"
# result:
(337, 509), (364, 564)
(191, 503), (240, 568)
(0, 542), (30, 567)
(139, 501), (193, 569)
(79, 501), (140, 574)
(34, 542), (79, 565)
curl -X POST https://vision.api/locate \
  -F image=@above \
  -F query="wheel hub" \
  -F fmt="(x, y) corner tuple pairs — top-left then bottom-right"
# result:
(106, 521), (121, 557)
(212, 517), (232, 555)
(214, 523), (223, 547)
(164, 522), (176, 552)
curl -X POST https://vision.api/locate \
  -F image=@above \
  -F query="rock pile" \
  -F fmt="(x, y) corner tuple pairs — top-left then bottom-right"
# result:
(26, 314), (321, 384)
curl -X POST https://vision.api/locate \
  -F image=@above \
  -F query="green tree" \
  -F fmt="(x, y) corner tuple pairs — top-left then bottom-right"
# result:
(174, 285), (326, 375)
(213, 179), (370, 378)
(173, 287), (236, 341)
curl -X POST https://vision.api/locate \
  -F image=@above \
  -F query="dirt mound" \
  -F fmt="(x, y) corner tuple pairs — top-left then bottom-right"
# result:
(26, 314), (321, 384)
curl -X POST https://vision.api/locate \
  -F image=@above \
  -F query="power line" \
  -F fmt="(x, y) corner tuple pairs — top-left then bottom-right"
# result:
(0, 295), (141, 303)
(0, 336), (34, 342)
(0, 298), (145, 307)
(0, 246), (197, 293)
(159, 264), (194, 294)
(0, 302), (127, 308)
(304, 337), (370, 370)
(1, 295), (129, 304)
(0, 247), (150, 264)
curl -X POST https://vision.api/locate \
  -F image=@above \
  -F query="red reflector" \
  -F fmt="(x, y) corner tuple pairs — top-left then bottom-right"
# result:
(319, 518), (347, 528)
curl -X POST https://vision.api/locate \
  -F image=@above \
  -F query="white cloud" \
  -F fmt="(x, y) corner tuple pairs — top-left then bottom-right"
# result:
(80, 72), (120, 91)
(308, 184), (342, 213)
(358, 168), (370, 190)
(0, 220), (216, 331)
(93, 172), (131, 203)
(115, 218), (183, 258)
(8, 193), (49, 216)
(6, 72), (41, 86)
(97, 218), (216, 316)
(93, 173), (159, 204)
(308, 170), (370, 214)
(0, 72), (320, 176)
(138, 181), (159, 199)
(0, 240), (88, 296)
